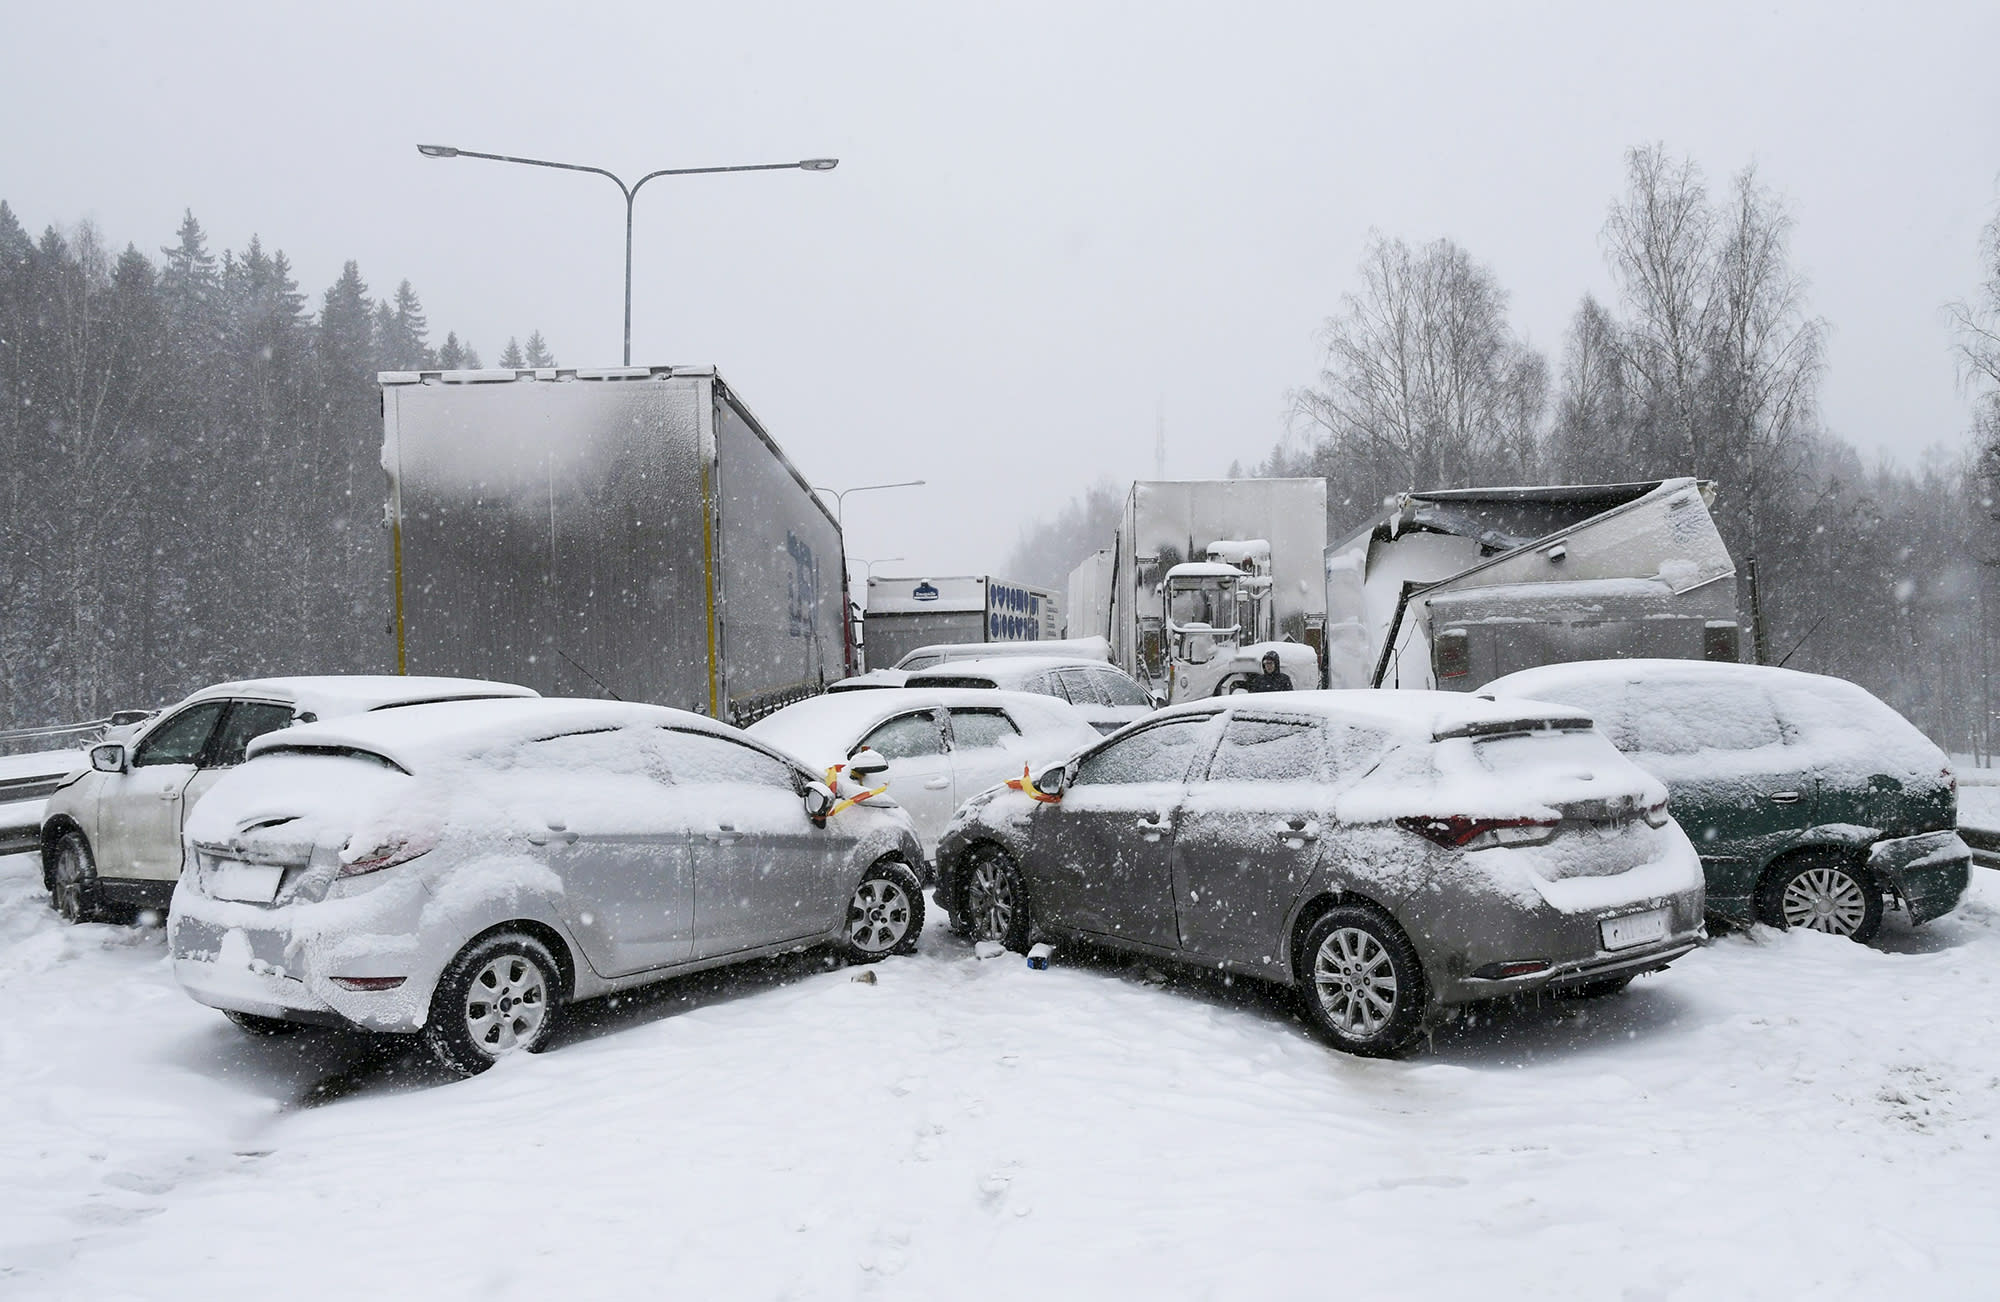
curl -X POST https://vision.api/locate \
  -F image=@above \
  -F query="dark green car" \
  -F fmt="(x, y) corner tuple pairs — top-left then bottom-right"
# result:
(1484, 659), (1970, 943)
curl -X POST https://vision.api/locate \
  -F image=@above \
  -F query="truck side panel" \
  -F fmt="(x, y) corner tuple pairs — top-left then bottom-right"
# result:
(712, 389), (847, 723)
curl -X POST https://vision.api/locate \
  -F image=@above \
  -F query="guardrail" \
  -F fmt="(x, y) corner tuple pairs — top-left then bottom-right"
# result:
(0, 718), (116, 758)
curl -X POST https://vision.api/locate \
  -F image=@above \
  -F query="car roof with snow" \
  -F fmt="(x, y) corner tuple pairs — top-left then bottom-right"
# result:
(244, 696), (734, 772)
(892, 636), (1110, 668)
(1140, 688), (1592, 743)
(747, 689), (1097, 761)
(903, 655), (1121, 685)
(182, 675), (538, 717)
(1485, 657), (1847, 699)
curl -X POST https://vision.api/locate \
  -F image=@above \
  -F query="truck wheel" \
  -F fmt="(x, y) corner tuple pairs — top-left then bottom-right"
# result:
(840, 860), (925, 961)
(1757, 854), (1882, 943)
(48, 830), (105, 924)
(1296, 904), (1428, 1057)
(423, 932), (564, 1077)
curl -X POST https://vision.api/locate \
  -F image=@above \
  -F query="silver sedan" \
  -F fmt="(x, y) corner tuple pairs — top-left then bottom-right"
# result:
(169, 697), (926, 1075)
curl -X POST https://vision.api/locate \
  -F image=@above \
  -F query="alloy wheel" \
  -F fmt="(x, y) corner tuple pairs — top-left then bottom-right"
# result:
(1779, 865), (1870, 936)
(965, 855), (1017, 943)
(847, 877), (914, 954)
(463, 953), (549, 1057)
(1313, 926), (1399, 1037)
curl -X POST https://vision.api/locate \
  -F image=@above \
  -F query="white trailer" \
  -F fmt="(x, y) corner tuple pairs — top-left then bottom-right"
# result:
(1323, 478), (1741, 691)
(861, 575), (1062, 671)
(381, 366), (849, 723)
(1095, 480), (1328, 703)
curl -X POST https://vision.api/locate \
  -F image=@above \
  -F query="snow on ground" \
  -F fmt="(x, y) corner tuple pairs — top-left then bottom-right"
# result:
(4, 849), (1999, 1300)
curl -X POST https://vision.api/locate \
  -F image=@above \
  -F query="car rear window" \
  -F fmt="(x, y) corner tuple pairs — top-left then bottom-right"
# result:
(1091, 668), (1153, 708)
(911, 675), (997, 691)
(1470, 728), (1630, 774)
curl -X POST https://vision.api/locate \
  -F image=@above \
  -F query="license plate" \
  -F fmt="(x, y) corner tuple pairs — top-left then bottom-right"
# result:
(208, 862), (284, 904)
(1600, 907), (1669, 951)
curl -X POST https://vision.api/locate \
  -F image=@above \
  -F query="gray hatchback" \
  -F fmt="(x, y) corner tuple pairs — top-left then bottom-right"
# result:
(935, 691), (1706, 1056)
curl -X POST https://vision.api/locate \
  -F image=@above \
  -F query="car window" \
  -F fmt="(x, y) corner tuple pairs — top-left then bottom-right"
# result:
(1072, 717), (1215, 786)
(1054, 668), (1104, 706)
(898, 653), (943, 671)
(1617, 680), (1783, 755)
(1205, 717), (1323, 782)
(948, 708), (1020, 751)
(860, 711), (947, 760)
(132, 701), (227, 768)
(522, 728), (679, 785)
(207, 701), (298, 768)
(1091, 668), (1153, 708)
(665, 730), (800, 790)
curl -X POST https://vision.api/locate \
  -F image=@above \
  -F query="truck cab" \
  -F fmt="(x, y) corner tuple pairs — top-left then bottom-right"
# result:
(1160, 542), (1315, 702)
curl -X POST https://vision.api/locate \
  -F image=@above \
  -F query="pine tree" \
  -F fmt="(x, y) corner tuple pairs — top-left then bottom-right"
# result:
(438, 331), (465, 369)
(461, 341), (482, 368)
(523, 330), (554, 368)
(498, 336), (525, 368)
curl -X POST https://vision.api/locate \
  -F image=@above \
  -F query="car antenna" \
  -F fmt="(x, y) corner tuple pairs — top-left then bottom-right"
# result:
(1774, 614), (1830, 669)
(555, 648), (624, 701)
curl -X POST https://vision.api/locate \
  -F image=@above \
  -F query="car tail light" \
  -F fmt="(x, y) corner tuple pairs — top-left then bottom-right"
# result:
(1397, 815), (1558, 850)
(1643, 799), (1671, 828)
(339, 832), (436, 877)
(1471, 959), (1553, 980)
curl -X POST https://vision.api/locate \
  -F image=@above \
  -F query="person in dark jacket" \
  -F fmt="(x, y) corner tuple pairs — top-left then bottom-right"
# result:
(1243, 650), (1293, 693)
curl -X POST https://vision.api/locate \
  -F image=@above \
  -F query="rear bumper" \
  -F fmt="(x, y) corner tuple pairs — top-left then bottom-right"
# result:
(1452, 931), (1703, 1002)
(1870, 830), (1972, 925)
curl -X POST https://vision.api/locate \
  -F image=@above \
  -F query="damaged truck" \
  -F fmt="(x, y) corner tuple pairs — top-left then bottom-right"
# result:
(1323, 478), (1742, 691)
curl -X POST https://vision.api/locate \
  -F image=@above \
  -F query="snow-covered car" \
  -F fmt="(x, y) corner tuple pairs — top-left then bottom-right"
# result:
(168, 697), (926, 1075)
(1482, 659), (1971, 942)
(934, 691), (1705, 1057)
(902, 655), (1157, 734)
(40, 676), (536, 923)
(826, 669), (911, 692)
(747, 689), (1103, 860)
(891, 636), (1112, 672)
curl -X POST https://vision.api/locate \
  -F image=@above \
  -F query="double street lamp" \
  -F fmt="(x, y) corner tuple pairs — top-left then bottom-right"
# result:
(416, 143), (838, 365)
(811, 479), (925, 531)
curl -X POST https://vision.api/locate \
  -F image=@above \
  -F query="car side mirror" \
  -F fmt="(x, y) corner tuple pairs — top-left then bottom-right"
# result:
(802, 781), (836, 823)
(1149, 690), (1167, 709)
(91, 743), (128, 774)
(1032, 763), (1069, 799)
(846, 747), (891, 782)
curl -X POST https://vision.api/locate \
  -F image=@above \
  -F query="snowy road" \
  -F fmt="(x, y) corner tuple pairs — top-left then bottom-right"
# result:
(3, 850), (1997, 1301)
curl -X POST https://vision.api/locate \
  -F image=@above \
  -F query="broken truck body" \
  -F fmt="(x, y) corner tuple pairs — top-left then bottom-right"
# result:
(381, 366), (849, 724)
(1324, 478), (1741, 691)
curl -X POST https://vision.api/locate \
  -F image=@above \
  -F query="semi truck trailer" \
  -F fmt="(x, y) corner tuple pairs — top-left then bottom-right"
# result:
(381, 366), (849, 724)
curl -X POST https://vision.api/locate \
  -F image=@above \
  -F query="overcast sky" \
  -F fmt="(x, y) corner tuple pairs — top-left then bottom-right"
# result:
(4, 0), (1996, 579)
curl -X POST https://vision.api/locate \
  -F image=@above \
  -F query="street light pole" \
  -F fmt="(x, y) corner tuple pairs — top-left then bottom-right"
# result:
(811, 479), (926, 531)
(416, 144), (838, 366)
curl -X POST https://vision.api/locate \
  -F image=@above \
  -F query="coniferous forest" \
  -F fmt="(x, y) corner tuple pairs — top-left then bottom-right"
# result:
(0, 201), (553, 728)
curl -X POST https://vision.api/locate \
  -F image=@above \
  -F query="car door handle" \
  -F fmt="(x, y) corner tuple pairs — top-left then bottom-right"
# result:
(1768, 791), (1802, 805)
(528, 828), (579, 846)
(159, 787), (179, 800)
(923, 777), (951, 790)
(1135, 815), (1171, 839)
(1275, 818), (1320, 842)
(704, 824), (741, 845)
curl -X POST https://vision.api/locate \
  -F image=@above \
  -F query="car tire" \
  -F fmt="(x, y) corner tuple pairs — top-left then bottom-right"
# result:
(839, 860), (926, 962)
(224, 1010), (304, 1036)
(956, 843), (1033, 952)
(1296, 904), (1428, 1058)
(1757, 854), (1883, 943)
(423, 931), (563, 1078)
(47, 829), (105, 924)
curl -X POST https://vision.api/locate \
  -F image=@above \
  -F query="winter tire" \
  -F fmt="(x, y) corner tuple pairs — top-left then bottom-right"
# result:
(957, 843), (1033, 952)
(840, 860), (925, 961)
(47, 829), (105, 924)
(224, 1010), (304, 1036)
(424, 932), (563, 1078)
(1297, 904), (1428, 1058)
(1757, 854), (1882, 943)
